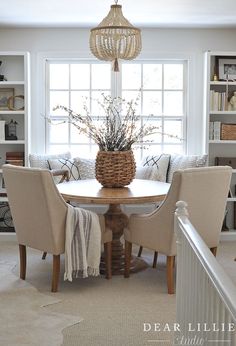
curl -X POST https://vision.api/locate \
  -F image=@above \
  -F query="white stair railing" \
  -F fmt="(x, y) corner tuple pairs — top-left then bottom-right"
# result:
(174, 201), (236, 346)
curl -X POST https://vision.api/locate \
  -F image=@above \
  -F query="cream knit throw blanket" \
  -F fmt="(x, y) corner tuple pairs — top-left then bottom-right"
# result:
(64, 204), (101, 281)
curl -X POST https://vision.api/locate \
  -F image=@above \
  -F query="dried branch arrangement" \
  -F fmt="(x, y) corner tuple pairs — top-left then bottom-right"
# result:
(53, 94), (173, 151)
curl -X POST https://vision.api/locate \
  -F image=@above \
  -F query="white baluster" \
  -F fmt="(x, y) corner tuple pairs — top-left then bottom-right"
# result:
(175, 199), (236, 345)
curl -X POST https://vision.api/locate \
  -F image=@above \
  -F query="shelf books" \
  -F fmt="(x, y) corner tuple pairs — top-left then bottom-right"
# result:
(209, 122), (214, 140)
(210, 90), (227, 111)
(209, 121), (221, 140)
(2, 152), (24, 189)
(5, 151), (24, 166)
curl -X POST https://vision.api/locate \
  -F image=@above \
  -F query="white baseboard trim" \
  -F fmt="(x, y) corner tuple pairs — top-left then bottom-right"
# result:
(0, 233), (17, 241)
(2, 227), (235, 243)
(220, 231), (236, 241)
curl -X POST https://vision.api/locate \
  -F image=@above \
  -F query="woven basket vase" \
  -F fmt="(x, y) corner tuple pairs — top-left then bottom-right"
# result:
(95, 150), (136, 188)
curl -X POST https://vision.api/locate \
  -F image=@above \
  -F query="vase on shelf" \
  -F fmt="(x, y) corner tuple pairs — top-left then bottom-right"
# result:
(95, 150), (136, 188)
(229, 92), (236, 111)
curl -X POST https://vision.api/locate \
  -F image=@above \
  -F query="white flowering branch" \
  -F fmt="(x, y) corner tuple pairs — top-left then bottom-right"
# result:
(52, 94), (179, 151)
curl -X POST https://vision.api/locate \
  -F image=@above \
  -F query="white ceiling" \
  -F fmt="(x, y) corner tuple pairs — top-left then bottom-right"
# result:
(1, 0), (236, 28)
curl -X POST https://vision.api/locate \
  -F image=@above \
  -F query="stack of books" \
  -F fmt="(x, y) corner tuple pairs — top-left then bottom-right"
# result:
(210, 90), (228, 111)
(209, 121), (221, 140)
(5, 151), (24, 166)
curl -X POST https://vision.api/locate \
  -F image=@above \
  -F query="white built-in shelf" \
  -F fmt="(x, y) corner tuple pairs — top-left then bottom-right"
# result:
(0, 111), (25, 115)
(0, 52), (30, 239)
(206, 52), (236, 241)
(210, 111), (236, 115)
(0, 196), (8, 202)
(210, 81), (236, 86)
(0, 140), (25, 144)
(209, 140), (236, 144)
(0, 81), (24, 85)
(227, 197), (236, 202)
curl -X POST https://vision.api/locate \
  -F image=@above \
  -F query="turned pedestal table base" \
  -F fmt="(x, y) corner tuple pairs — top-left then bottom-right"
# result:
(57, 179), (170, 276)
(100, 204), (149, 275)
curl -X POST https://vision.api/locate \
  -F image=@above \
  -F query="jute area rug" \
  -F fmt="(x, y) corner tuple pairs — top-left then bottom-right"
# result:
(61, 241), (236, 346)
(0, 242), (176, 346)
(0, 241), (235, 346)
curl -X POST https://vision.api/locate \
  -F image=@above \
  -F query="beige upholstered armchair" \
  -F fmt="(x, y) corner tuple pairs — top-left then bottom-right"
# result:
(3, 164), (112, 292)
(124, 166), (232, 294)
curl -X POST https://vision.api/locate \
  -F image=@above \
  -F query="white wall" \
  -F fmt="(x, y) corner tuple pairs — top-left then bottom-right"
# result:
(1, 27), (236, 154)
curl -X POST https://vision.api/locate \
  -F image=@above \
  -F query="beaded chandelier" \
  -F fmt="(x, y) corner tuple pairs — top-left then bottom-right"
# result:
(89, 0), (142, 72)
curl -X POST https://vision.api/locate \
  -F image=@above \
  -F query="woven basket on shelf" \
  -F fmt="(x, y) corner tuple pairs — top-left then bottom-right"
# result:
(221, 124), (236, 140)
(95, 150), (136, 188)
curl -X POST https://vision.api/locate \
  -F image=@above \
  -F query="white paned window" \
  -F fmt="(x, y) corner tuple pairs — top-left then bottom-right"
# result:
(46, 60), (187, 158)
(46, 61), (111, 157)
(121, 62), (186, 161)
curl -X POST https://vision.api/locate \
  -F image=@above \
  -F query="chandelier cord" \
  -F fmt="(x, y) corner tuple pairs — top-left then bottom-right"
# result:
(114, 0), (118, 4)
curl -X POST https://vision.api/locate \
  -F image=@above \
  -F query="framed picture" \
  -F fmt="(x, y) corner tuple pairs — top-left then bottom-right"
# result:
(218, 58), (236, 80)
(0, 88), (14, 110)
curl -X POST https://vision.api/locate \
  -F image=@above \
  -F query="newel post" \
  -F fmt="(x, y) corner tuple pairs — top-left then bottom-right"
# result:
(174, 200), (189, 243)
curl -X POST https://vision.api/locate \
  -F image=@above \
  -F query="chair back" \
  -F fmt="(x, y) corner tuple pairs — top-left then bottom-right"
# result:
(3, 164), (68, 254)
(147, 166), (231, 255)
(157, 166), (232, 253)
(178, 166), (232, 248)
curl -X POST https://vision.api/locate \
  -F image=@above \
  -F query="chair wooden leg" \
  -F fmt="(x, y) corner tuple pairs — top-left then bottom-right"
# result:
(42, 252), (47, 260)
(19, 244), (26, 280)
(51, 255), (60, 293)
(124, 241), (132, 278)
(137, 246), (143, 257)
(210, 247), (217, 257)
(167, 256), (175, 294)
(153, 251), (158, 268)
(104, 242), (112, 279)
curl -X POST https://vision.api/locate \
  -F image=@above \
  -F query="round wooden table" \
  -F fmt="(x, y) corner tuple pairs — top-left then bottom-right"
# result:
(57, 179), (170, 275)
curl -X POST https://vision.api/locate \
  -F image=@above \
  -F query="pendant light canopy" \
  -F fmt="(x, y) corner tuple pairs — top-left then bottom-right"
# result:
(89, 1), (142, 72)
